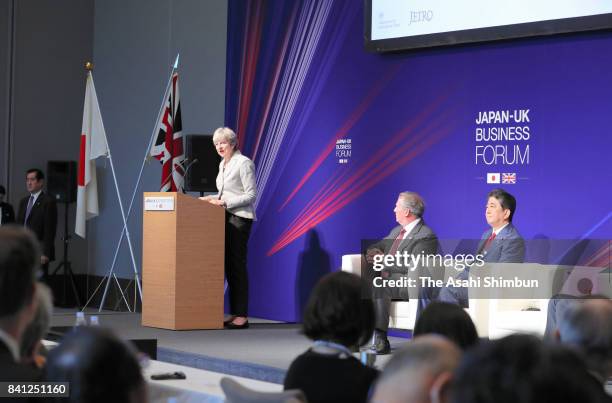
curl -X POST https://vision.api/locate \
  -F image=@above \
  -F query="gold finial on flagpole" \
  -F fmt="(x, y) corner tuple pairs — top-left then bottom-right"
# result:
(84, 61), (94, 71)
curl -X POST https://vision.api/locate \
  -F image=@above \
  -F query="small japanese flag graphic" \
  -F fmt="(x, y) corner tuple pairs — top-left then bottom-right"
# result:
(487, 173), (500, 184)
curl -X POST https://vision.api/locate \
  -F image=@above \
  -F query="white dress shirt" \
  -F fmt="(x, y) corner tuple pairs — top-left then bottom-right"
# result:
(0, 328), (20, 361)
(30, 189), (42, 205)
(399, 218), (421, 239)
(492, 222), (509, 236)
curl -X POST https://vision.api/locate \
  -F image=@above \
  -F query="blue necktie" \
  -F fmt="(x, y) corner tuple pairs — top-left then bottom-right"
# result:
(24, 195), (34, 225)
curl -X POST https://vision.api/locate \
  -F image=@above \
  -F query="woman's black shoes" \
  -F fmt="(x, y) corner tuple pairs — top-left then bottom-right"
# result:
(224, 320), (250, 329)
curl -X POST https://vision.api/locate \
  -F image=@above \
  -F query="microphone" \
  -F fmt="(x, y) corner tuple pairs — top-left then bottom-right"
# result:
(181, 158), (199, 194)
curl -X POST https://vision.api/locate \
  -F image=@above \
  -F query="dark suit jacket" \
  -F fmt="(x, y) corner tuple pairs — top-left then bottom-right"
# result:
(0, 202), (15, 225)
(372, 220), (439, 275)
(17, 192), (57, 261)
(0, 339), (40, 382)
(476, 222), (525, 263)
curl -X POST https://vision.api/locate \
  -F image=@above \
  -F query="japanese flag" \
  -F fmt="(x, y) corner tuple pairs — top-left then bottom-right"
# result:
(487, 173), (500, 184)
(75, 71), (109, 238)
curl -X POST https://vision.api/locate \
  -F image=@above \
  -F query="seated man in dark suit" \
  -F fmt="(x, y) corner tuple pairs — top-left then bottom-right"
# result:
(420, 188), (525, 311)
(0, 226), (41, 382)
(17, 168), (57, 280)
(472, 188), (525, 263)
(0, 185), (15, 225)
(366, 192), (439, 354)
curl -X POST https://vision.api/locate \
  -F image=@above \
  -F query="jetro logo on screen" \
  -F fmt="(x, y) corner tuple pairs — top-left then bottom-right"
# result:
(409, 10), (433, 25)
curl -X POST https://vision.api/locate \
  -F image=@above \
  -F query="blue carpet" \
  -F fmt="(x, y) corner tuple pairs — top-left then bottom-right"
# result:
(389, 328), (412, 339)
(158, 347), (287, 384)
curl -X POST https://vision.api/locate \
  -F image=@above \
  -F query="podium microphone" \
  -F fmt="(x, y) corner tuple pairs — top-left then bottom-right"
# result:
(181, 158), (199, 194)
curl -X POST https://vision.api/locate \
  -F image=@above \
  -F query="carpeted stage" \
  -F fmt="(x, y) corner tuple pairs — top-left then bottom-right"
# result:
(50, 310), (408, 384)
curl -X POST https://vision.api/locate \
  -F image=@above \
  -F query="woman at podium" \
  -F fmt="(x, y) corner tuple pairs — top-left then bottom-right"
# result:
(200, 127), (257, 329)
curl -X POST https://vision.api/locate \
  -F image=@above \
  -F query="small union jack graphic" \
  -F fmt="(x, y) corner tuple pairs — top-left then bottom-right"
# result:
(502, 173), (516, 184)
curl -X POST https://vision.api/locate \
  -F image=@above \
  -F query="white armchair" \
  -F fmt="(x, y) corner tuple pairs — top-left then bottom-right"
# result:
(467, 263), (558, 339)
(342, 255), (563, 338)
(341, 254), (418, 330)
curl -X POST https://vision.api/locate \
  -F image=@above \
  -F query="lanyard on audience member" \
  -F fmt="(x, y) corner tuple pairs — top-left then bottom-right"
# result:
(313, 340), (353, 358)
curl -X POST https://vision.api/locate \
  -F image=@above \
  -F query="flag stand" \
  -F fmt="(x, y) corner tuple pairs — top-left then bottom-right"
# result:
(98, 151), (143, 309)
(81, 55), (180, 313)
(81, 146), (143, 313)
(77, 64), (139, 312)
(51, 201), (82, 308)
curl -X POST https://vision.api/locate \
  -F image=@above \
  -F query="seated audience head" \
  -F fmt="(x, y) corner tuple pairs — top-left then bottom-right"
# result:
(451, 334), (611, 403)
(302, 271), (374, 349)
(0, 226), (39, 343)
(20, 282), (53, 368)
(556, 298), (612, 381)
(371, 335), (461, 403)
(0, 184), (6, 200)
(486, 188), (516, 227)
(413, 302), (479, 350)
(45, 326), (146, 403)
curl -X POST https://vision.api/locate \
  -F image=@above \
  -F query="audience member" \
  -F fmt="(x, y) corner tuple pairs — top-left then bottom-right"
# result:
(451, 334), (612, 403)
(555, 298), (612, 383)
(370, 335), (461, 403)
(544, 273), (603, 339)
(544, 295), (581, 338)
(413, 302), (479, 350)
(284, 271), (378, 403)
(0, 226), (40, 382)
(0, 185), (15, 225)
(44, 326), (146, 403)
(20, 282), (53, 369)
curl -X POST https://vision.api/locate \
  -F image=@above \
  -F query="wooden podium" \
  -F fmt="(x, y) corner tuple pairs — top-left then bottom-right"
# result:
(142, 192), (224, 330)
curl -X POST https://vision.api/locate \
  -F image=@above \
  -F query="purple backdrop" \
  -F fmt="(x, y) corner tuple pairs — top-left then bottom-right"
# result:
(225, 0), (612, 321)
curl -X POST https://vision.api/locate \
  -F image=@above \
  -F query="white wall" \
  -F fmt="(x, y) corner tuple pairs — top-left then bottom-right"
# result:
(0, 0), (227, 290)
(89, 0), (227, 281)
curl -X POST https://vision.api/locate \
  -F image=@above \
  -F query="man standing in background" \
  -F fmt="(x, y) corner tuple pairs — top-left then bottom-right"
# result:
(17, 169), (57, 280)
(0, 185), (15, 225)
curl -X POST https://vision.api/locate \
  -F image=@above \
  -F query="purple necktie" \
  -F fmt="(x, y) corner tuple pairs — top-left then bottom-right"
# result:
(24, 195), (34, 225)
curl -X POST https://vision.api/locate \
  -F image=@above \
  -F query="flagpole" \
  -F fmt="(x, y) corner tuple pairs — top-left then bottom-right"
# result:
(96, 54), (179, 311)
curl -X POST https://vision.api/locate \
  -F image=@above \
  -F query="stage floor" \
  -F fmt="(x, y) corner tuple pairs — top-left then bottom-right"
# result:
(50, 309), (408, 383)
